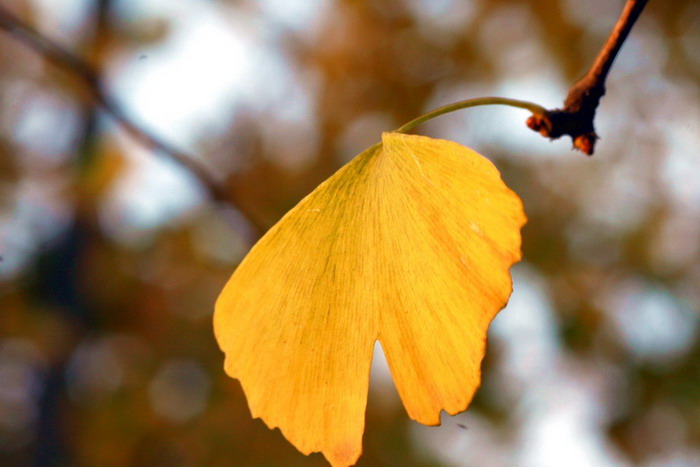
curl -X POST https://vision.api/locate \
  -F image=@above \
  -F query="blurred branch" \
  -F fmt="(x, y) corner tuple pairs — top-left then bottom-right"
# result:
(526, 0), (649, 155)
(0, 5), (263, 236)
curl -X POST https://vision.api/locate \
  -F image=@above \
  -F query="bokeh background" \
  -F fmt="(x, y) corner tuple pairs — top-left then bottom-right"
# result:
(1, 0), (699, 465)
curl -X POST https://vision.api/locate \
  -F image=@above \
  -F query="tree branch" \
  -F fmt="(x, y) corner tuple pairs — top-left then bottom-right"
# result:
(0, 5), (263, 235)
(526, 0), (649, 155)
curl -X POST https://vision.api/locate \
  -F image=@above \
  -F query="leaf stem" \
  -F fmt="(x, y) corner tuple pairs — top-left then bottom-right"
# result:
(394, 97), (547, 134)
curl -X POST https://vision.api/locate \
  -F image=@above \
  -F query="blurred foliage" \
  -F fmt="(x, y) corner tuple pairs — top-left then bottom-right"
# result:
(0, 0), (699, 466)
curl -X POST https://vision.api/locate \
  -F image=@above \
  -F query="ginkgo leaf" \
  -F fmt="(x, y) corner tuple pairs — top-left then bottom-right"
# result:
(214, 132), (526, 467)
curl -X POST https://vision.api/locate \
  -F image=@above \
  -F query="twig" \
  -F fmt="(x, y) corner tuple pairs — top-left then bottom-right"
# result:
(0, 5), (263, 235)
(526, 0), (649, 155)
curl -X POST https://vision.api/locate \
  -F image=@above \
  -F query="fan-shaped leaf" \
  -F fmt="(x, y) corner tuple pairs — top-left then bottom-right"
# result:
(215, 132), (526, 466)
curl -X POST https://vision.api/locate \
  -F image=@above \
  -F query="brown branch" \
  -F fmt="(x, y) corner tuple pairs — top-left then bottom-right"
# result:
(526, 0), (649, 155)
(0, 5), (263, 235)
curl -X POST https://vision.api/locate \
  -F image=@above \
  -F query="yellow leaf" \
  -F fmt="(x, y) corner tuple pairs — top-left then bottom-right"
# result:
(214, 132), (526, 466)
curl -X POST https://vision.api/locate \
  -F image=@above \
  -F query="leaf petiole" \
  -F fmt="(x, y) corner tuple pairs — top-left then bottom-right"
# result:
(394, 97), (547, 134)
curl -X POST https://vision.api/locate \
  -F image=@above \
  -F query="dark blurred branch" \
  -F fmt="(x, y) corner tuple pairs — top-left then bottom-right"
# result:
(0, 5), (262, 235)
(526, 0), (649, 155)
